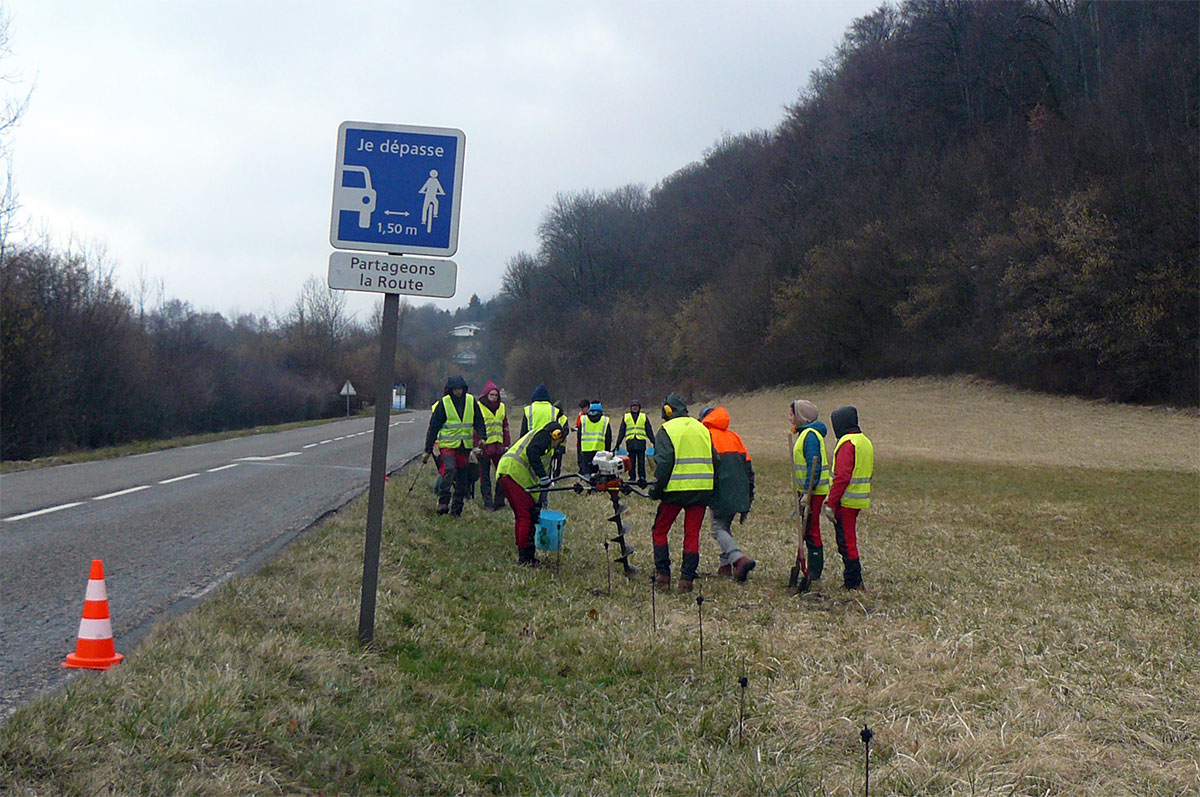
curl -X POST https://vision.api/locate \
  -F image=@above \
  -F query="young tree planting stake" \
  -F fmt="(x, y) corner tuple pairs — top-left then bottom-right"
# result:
(861, 724), (874, 796)
(603, 540), (612, 595)
(650, 573), (657, 632)
(738, 654), (748, 746)
(696, 582), (705, 671)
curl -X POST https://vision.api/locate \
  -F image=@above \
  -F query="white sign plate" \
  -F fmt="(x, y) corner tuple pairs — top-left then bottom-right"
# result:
(327, 251), (457, 298)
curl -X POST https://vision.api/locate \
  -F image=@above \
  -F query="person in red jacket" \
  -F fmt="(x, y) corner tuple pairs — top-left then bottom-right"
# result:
(824, 405), (875, 590)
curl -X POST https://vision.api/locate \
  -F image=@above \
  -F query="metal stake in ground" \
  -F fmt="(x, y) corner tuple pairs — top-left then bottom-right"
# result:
(696, 582), (705, 671)
(861, 724), (874, 797)
(650, 573), (657, 632)
(604, 540), (612, 595)
(738, 654), (748, 746)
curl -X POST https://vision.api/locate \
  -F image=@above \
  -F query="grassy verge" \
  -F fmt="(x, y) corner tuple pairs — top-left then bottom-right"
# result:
(1, 441), (1196, 794)
(0, 410), (403, 474)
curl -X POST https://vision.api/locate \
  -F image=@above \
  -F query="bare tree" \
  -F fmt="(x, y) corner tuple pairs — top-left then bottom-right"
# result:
(0, 9), (32, 263)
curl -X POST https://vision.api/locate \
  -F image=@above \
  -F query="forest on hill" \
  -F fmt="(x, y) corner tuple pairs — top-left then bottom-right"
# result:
(490, 0), (1198, 406)
(2, 0), (1195, 462)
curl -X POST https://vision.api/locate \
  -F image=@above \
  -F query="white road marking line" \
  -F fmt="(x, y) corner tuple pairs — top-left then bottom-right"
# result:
(319, 440), (331, 445)
(334, 436), (346, 441)
(159, 473), (199, 484)
(93, 485), (152, 501)
(182, 571), (233, 600)
(303, 443), (318, 449)
(237, 452), (302, 461)
(206, 464), (239, 473)
(4, 502), (84, 522)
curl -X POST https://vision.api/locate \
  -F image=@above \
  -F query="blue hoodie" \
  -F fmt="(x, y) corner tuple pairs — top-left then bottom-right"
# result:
(798, 420), (828, 491)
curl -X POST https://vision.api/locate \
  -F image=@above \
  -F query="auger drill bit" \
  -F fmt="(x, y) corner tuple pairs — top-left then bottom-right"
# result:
(606, 489), (637, 577)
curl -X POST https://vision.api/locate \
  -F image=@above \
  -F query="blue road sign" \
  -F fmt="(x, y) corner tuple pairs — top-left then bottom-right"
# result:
(330, 121), (465, 257)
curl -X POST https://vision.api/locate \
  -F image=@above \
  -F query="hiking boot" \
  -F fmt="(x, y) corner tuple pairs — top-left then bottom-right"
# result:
(437, 503), (449, 515)
(677, 578), (693, 593)
(806, 544), (824, 581)
(519, 557), (542, 568)
(717, 564), (733, 579)
(483, 501), (494, 511)
(655, 572), (671, 588)
(733, 556), (756, 583)
(518, 546), (540, 567)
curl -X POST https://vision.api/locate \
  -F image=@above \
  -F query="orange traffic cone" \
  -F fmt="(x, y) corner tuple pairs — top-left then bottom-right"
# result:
(62, 559), (124, 670)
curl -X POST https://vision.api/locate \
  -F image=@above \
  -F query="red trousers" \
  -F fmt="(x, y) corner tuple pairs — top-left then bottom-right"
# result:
(651, 503), (705, 554)
(805, 494), (825, 547)
(497, 475), (536, 549)
(832, 504), (860, 560)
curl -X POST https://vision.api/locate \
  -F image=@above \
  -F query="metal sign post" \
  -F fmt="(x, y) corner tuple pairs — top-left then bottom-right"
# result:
(358, 292), (398, 646)
(328, 120), (465, 647)
(340, 380), (357, 417)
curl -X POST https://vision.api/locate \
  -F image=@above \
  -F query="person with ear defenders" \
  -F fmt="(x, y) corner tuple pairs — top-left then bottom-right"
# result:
(496, 420), (566, 567)
(648, 392), (717, 592)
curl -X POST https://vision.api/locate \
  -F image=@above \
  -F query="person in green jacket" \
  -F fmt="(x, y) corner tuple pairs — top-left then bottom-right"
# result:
(699, 406), (756, 582)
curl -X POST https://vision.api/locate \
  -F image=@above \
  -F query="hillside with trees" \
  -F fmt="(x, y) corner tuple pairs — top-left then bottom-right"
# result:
(0, 236), (502, 460)
(490, 0), (1198, 406)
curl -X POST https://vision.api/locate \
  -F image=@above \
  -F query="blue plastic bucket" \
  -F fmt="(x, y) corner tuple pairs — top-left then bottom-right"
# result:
(535, 510), (566, 551)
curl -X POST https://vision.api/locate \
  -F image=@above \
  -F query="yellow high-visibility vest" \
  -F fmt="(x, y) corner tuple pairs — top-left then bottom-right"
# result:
(580, 416), (610, 452)
(437, 394), (476, 449)
(479, 402), (506, 445)
(832, 432), (874, 509)
(523, 401), (555, 433)
(662, 416), (714, 493)
(793, 427), (830, 496)
(623, 412), (648, 442)
(497, 428), (553, 491)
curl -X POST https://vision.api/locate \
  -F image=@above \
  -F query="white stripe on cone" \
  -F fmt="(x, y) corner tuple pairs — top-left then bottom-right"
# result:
(77, 617), (113, 640)
(84, 579), (107, 601)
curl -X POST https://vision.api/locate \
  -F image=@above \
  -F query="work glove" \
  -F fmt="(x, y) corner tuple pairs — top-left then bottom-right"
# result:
(822, 503), (836, 522)
(738, 511), (748, 525)
(422, 451), (431, 464)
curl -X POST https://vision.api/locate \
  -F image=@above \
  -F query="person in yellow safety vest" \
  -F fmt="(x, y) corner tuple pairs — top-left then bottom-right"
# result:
(423, 376), (487, 517)
(576, 402), (613, 476)
(475, 380), (510, 512)
(519, 384), (557, 436)
(496, 419), (566, 567)
(647, 392), (717, 593)
(823, 405), (874, 590)
(613, 400), (655, 487)
(791, 399), (830, 583)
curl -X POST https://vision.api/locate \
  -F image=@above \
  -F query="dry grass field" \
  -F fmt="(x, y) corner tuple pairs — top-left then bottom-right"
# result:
(1, 378), (1196, 795)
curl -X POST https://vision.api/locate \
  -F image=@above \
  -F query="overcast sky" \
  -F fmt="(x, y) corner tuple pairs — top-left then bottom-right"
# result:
(6, 1), (878, 322)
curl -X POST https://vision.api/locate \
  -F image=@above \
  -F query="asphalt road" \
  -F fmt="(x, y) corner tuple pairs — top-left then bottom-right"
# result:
(0, 412), (429, 719)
